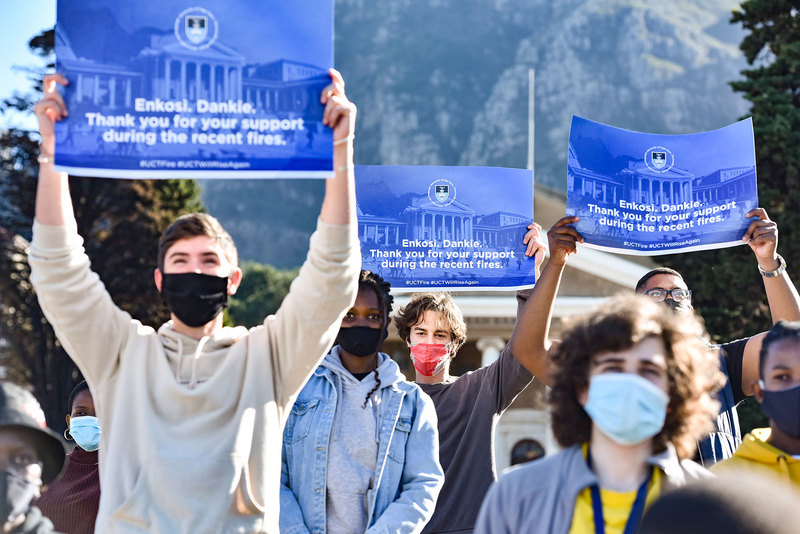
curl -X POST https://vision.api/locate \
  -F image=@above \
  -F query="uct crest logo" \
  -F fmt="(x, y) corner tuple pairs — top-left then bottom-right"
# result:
(644, 146), (675, 173)
(175, 7), (219, 51)
(428, 179), (456, 207)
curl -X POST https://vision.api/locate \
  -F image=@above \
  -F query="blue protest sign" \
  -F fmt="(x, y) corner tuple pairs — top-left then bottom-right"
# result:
(356, 166), (535, 291)
(566, 116), (758, 255)
(54, 0), (333, 178)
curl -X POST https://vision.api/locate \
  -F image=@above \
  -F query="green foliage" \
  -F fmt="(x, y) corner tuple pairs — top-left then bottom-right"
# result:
(227, 262), (299, 328)
(664, 2), (800, 430)
(0, 29), (203, 430)
(664, 2), (800, 343)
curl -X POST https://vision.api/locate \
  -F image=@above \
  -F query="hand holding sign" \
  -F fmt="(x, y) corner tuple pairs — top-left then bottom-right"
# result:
(523, 222), (547, 277)
(547, 216), (584, 267)
(321, 69), (356, 144)
(742, 208), (779, 270)
(33, 74), (70, 157)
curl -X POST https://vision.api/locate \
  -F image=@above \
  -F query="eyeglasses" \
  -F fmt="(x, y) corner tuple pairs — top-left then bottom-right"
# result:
(644, 288), (692, 303)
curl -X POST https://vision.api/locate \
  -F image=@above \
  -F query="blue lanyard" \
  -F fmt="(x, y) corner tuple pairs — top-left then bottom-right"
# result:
(586, 451), (652, 534)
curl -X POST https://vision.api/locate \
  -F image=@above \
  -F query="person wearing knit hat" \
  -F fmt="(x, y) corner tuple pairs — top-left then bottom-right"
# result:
(35, 381), (100, 534)
(0, 382), (66, 533)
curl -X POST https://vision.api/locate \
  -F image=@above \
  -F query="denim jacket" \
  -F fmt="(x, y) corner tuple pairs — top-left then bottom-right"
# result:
(280, 348), (443, 534)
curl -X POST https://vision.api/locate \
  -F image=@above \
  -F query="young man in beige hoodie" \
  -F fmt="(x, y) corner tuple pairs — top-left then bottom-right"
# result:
(29, 70), (360, 534)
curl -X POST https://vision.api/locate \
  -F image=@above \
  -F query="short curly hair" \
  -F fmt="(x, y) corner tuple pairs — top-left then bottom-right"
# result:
(549, 294), (724, 459)
(394, 292), (467, 354)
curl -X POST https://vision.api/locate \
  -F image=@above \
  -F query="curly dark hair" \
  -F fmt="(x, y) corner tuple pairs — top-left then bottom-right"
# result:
(549, 294), (724, 459)
(357, 270), (393, 408)
(393, 292), (467, 354)
(759, 320), (800, 379)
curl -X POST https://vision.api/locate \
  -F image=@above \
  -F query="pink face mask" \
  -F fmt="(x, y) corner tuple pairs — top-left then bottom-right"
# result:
(408, 342), (452, 376)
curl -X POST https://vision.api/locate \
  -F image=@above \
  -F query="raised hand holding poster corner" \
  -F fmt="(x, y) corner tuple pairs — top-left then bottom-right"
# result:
(54, 0), (333, 178)
(566, 116), (758, 255)
(356, 165), (536, 292)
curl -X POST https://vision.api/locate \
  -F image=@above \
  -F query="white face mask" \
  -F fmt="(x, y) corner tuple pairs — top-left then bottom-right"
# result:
(583, 373), (669, 446)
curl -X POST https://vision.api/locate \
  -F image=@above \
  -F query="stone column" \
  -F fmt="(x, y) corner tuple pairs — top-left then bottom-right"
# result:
(165, 60), (172, 99)
(179, 61), (187, 99)
(477, 337), (506, 368)
(195, 63), (202, 99)
(224, 66), (230, 100)
(210, 64), (216, 100)
(108, 78), (116, 108)
(93, 75), (100, 105)
(124, 79), (132, 107)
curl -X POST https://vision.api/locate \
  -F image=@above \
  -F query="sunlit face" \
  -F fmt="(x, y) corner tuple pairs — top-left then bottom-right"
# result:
(154, 235), (241, 296)
(162, 235), (231, 276)
(341, 288), (383, 330)
(0, 429), (43, 484)
(65, 389), (96, 429)
(639, 274), (688, 296)
(585, 336), (669, 398)
(761, 338), (800, 392)
(408, 310), (452, 346)
(638, 274), (693, 314)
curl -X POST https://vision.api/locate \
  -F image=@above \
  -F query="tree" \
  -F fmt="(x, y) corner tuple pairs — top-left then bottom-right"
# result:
(664, 3), (800, 430)
(0, 29), (203, 430)
(227, 262), (298, 328)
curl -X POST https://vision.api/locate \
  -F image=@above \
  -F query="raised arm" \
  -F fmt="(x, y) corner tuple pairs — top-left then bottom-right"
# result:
(739, 208), (800, 395)
(319, 68), (356, 226)
(33, 73), (74, 227)
(269, 70), (361, 402)
(509, 216), (583, 387)
(29, 73), (132, 387)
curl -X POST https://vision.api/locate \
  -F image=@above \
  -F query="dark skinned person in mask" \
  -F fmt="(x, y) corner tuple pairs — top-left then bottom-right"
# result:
(280, 271), (443, 533)
(713, 320), (800, 486)
(0, 383), (66, 534)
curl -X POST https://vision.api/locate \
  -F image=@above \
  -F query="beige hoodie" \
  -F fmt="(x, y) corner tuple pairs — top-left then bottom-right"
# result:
(29, 218), (359, 533)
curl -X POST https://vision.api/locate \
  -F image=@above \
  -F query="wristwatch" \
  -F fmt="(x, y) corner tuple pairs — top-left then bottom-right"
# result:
(758, 254), (786, 278)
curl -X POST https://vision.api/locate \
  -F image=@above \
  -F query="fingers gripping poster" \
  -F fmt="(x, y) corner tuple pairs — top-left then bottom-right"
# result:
(356, 166), (536, 292)
(54, 0), (334, 178)
(566, 116), (758, 255)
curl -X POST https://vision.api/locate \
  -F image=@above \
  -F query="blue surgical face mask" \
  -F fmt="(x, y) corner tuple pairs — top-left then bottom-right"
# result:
(69, 416), (101, 452)
(583, 373), (669, 446)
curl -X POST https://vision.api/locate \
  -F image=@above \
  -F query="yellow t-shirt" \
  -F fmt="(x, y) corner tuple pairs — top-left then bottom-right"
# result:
(568, 452), (662, 534)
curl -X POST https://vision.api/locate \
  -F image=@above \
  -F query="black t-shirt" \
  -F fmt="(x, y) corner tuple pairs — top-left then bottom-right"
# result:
(718, 337), (749, 404)
(418, 346), (533, 534)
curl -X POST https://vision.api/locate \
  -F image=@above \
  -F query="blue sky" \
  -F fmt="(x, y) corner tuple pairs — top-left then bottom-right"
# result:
(0, 0), (56, 130)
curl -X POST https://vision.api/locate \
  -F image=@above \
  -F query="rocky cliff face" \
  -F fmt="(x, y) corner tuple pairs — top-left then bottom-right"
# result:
(204, 0), (749, 266)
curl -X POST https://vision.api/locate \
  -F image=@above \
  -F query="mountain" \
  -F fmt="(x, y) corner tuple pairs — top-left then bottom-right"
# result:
(203, 0), (749, 267)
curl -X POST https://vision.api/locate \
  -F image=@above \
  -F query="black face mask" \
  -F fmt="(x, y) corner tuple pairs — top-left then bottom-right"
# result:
(160, 273), (229, 327)
(0, 470), (37, 525)
(761, 383), (800, 439)
(662, 298), (691, 314)
(336, 326), (385, 357)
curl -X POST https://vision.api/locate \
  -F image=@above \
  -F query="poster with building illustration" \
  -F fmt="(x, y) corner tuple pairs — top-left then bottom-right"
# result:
(566, 116), (758, 255)
(54, 0), (333, 178)
(356, 165), (536, 291)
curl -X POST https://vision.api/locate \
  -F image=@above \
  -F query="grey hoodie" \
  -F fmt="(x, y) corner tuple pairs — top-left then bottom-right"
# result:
(322, 348), (406, 533)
